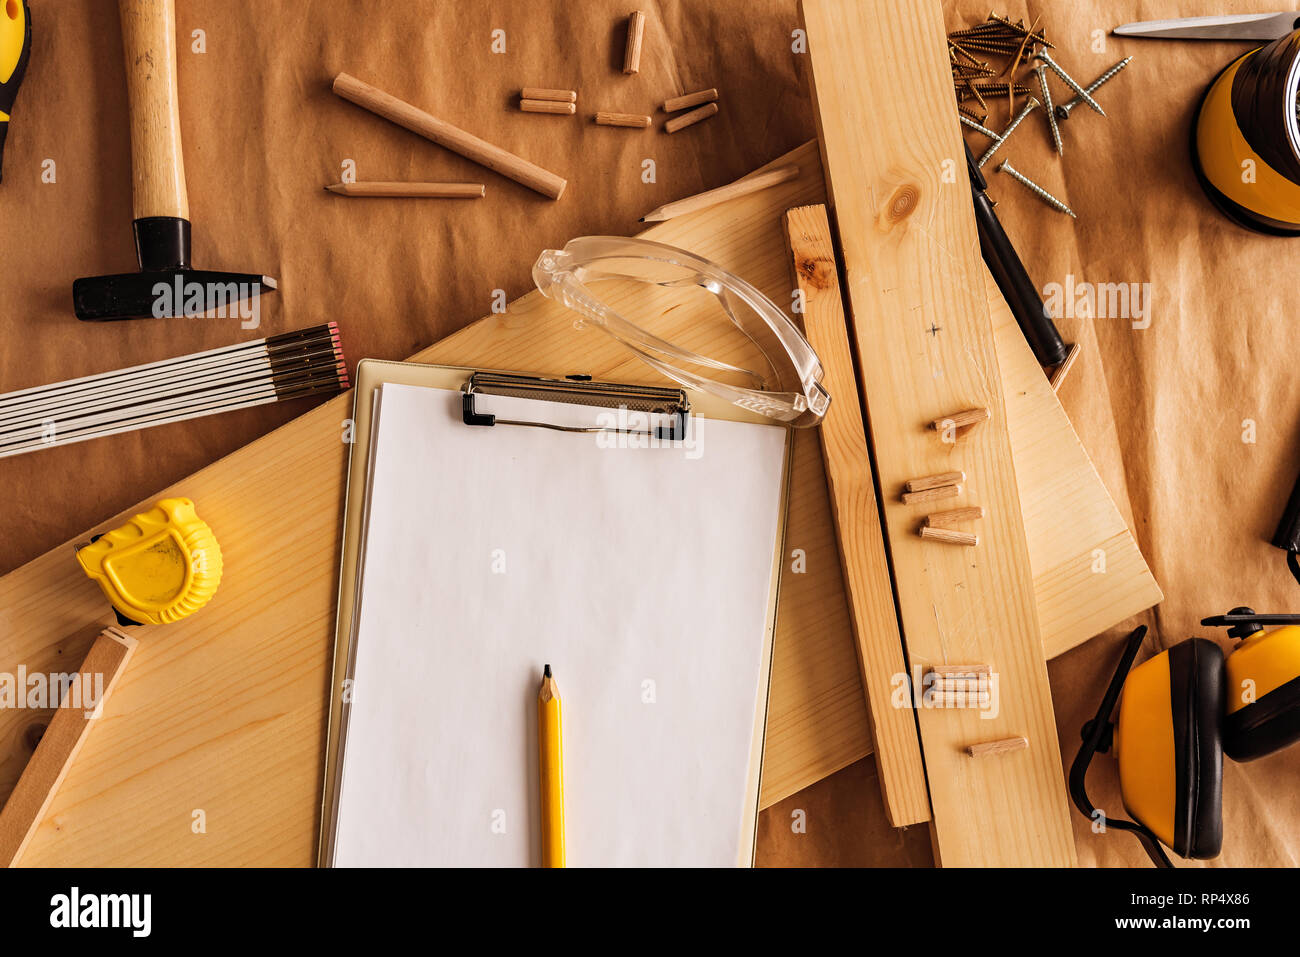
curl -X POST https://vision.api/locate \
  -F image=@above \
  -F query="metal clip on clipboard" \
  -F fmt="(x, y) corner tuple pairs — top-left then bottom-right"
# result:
(461, 371), (691, 441)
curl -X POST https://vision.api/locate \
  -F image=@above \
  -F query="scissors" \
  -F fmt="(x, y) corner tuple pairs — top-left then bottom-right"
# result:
(1114, 11), (1300, 39)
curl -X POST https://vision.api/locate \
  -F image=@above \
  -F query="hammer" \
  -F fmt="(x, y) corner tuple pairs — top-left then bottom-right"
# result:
(73, 0), (276, 322)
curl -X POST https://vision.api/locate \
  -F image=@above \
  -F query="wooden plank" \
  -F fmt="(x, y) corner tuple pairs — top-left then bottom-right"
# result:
(0, 628), (136, 866)
(984, 270), (1163, 655)
(801, 0), (1076, 866)
(0, 138), (1154, 864)
(783, 205), (929, 827)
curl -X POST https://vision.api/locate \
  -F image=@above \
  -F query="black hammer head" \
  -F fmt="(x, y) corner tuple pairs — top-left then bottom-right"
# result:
(73, 269), (278, 322)
(72, 216), (277, 321)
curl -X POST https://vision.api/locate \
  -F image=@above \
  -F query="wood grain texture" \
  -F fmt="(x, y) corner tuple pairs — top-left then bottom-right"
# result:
(801, 0), (1075, 866)
(0, 136), (1156, 864)
(783, 205), (929, 828)
(643, 166), (800, 222)
(984, 274), (1162, 656)
(0, 628), (136, 866)
(331, 73), (567, 199)
(119, 0), (188, 220)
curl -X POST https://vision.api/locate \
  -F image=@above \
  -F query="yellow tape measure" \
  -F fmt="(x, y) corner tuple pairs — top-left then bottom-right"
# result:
(76, 498), (222, 627)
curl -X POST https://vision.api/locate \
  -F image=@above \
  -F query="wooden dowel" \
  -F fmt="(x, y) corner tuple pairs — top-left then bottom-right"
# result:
(930, 407), (991, 432)
(0, 627), (137, 867)
(665, 102), (718, 133)
(325, 182), (486, 198)
(901, 484), (960, 505)
(664, 88), (718, 112)
(640, 165), (799, 222)
(595, 111), (652, 128)
(932, 676), (990, 692)
(623, 11), (646, 74)
(924, 506), (985, 528)
(920, 526), (979, 546)
(521, 99), (576, 115)
(906, 470), (965, 493)
(521, 88), (577, 103)
(331, 73), (567, 200)
(929, 690), (991, 707)
(930, 663), (992, 677)
(965, 736), (1028, 758)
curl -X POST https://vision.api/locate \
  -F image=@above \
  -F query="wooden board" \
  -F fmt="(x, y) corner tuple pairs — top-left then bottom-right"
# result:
(0, 628), (135, 866)
(0, 138), (1154, 864)
(801, 0), (1076, 866)
(986, 272), (1163, 656)
(784, 205), (929, 827)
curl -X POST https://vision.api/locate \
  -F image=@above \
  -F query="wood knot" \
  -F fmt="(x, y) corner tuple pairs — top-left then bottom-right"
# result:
(795, 255), (835, 291)
(24, 722), (46, 751)
(881, 183), (921, 226)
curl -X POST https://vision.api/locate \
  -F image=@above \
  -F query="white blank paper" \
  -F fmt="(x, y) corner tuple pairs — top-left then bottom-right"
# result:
(332, 383), (788, 867)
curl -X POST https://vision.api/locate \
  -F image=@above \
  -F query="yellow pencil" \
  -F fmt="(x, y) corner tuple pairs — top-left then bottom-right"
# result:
(538, 663), (565, 867)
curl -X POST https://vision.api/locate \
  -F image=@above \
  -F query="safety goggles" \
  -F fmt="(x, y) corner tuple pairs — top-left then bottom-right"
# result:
(532, 237), (830, 427)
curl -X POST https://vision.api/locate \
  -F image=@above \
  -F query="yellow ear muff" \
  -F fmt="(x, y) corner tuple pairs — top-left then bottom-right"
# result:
(1224, 624), (1300, 760)
(1193, 30), (1300, 234)
(1115, 639), (1225, 860)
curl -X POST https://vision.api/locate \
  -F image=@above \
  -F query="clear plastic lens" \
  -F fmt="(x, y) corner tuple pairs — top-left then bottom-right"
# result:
(532, 238), (830, 427)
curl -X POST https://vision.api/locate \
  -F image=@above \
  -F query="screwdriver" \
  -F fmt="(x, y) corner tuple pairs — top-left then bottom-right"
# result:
(966, 142), (1069, 367)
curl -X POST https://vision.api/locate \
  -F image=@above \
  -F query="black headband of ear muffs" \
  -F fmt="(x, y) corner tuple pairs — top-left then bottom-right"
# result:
(1069, 625), (1174, 869)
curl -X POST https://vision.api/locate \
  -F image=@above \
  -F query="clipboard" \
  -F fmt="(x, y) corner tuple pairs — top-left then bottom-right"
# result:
(317, 358), (794, 866)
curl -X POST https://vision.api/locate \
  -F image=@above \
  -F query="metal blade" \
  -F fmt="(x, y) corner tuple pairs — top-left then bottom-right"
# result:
(1113, 11), (1300, 40)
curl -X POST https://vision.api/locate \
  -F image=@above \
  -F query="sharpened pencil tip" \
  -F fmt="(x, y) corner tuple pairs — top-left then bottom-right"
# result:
(544, 663), (552, 678)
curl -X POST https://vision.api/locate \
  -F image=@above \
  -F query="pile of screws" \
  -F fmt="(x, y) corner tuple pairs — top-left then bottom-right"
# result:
(950, 13), (1051, 123)
(950, 13), (1132, 219)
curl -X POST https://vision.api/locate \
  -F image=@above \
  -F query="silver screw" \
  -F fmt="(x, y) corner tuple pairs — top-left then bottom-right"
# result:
(1034, 51), (1105, 116)
(997, 159), (1076, 218)
(1033, 63), (1063, 155)
(978, 96), (1040, 168)
(960, 114), (999, 139)
(1057, 56), (1133, 121)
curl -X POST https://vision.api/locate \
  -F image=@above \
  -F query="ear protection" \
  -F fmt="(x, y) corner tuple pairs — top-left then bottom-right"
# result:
(1193, 30), (1300, 235)
(1072, 610), (1300, 867)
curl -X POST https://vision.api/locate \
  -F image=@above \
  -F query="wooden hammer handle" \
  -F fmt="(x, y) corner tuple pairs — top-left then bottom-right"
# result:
(119, 0), (189, 221)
